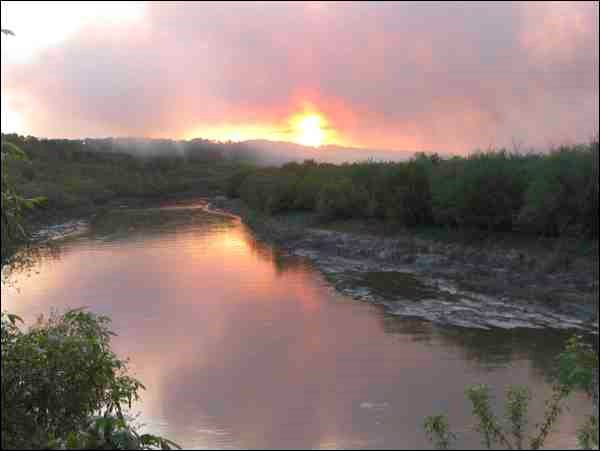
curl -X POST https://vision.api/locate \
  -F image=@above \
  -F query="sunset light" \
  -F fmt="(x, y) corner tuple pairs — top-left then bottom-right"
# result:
(1, 2), (598, 451)
(185, 111), (339, 147)
(2, 1), (596, 151)
(291, 113), (328, 147)
(296, 114), (325, 147)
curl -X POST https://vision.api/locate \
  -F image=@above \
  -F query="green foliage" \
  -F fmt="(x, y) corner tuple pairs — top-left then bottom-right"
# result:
(2, 138), (180, 449)
(577, 416), (599, 450)
(2, 134), (243, 220)
(466, 385), (513, 449)
(51, 416), (181, 450)
(518, 144), (598, 237)
(316, 178), (356, 219)
(225, 167), (255, 198)
(238, 169), (299, 214)
(231, 140), (599, 239)
(5, 134), (598, 240)
(424, 415), (456, 450)
(431, 151), (530, 231)
(424, 337), (598, 450)
(506, 386), (531, 450)
(1, 140), (46, 266)
(383, 162), (433, 226)
(529, 384), (571, 450)
(557, 336), (597, 395)
(425, 384), (567, 450)
(0, 309), (179, 450)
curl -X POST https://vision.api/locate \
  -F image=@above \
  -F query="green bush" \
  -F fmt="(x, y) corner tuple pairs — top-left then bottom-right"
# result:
(225, 167), (254, 198)
(231, 142), (597, 239)
(2, 139), (179, 450)
(2, 134), (244, 216)
(425, 337), (598, 450)
(1, 310), (146, 449)
(239, 170), (300, 214)
(5, 133), (598, 240)
(382, 163), (433, 227)
(1, 141), (46, 264)
(316, 178), (356, 219)
(519, 144), (598, 237)
(431, 152), (530, 231)
(51, 415), (180, 450)
(293, 170), (326, 211)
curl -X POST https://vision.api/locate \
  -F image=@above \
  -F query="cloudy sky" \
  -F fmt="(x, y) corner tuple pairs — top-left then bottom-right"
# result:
(1, 1), (598, 153)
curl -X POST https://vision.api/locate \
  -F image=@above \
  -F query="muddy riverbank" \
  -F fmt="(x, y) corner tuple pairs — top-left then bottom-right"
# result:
(210, 197), (599, 333)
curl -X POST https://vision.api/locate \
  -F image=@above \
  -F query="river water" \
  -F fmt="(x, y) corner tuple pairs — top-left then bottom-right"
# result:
(1, 203), (591, 449)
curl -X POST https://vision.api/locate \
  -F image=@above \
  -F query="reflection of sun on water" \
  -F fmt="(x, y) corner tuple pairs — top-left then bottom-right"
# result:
(217, 234), (248, 251)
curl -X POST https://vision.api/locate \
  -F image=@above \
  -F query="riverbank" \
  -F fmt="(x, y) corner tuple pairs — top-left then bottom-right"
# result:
(210, 197), (599, 333)
(27, 189), (214, 242)
(7, 197), (595, 451)
(26, 194), (599, 333)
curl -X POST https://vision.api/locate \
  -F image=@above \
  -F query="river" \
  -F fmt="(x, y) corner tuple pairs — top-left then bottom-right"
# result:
(1, 202), (591, 449)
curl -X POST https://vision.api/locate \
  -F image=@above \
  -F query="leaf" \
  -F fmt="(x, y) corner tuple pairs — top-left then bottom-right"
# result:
(65, 432), (80, 450)
(1, 141), (26, 159)
(161, 438), (182, 450)
(6, 313), (23, 325)
(424, 415), (456, 450)
(22, 196), (48, 210)
(140, 434), (161, 447)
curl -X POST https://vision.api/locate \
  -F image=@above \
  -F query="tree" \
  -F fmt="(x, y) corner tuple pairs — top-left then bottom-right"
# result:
(1, 309), (180, 450)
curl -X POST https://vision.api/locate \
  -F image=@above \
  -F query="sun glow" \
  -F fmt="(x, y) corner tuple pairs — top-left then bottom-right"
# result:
(184, 110), (342, 147)
(295, 114), (326, 147)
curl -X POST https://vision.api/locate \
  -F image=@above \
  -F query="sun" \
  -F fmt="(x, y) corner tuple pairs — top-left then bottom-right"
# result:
(296, 114), (325, 147)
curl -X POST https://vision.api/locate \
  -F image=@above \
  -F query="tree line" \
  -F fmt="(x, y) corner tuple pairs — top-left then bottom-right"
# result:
(228, 140), (599, 239)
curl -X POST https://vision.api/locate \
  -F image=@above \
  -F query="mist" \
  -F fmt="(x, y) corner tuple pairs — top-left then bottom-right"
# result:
(62, 136), (421, 166)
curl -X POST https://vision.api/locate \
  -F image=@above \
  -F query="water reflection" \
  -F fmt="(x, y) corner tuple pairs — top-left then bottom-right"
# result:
(0, 205), (591, 450)
(1, 242), (62, 288)
(379, 316), (570, 378)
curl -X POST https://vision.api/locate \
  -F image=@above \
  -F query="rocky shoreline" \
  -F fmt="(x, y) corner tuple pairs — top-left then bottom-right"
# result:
(210, 197), (599, 333)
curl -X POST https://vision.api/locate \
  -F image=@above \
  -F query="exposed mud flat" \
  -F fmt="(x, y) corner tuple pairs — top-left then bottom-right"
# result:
(212, 198), (598, 333)
(294, 249), (596, 332)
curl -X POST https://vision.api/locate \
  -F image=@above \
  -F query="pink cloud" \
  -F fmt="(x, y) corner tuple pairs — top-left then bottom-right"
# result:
(5, 1), (598, 152)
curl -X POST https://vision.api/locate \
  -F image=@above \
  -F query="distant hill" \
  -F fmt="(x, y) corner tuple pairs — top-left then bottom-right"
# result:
(240, 140), (426, 165)
(82, 137), (444, 166)
(4, 133), (448, 166)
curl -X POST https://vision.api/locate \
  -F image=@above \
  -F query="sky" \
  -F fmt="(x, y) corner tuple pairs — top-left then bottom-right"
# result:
(1, 1), (598, 153)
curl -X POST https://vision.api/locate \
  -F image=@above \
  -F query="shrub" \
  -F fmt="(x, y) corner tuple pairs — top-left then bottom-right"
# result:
(432, 152), (529, 231)
(226, 168), (254, 198)
(1, 310), (146, 449)
(240, 170), (300, 214)
(383, 163), (433, 227)
(425, 337), (598, 450)
(316, 178), (356, 219)
(519, 144), (597, 237)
